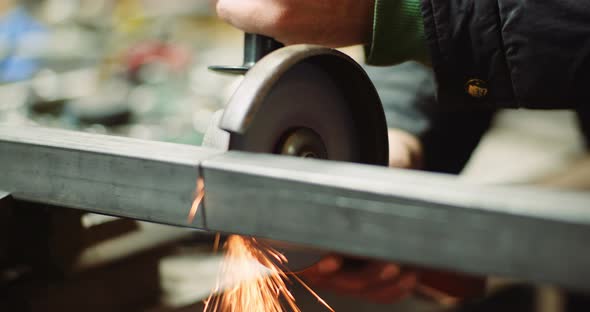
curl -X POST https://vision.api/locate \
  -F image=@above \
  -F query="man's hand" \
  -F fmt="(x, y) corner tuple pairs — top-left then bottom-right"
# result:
(387, 128), (423, 169)
(299, 129), (423, 304)
(300, 255), (418, 304)
(215, 0), (375, 47)
(300, 130), (485, 304)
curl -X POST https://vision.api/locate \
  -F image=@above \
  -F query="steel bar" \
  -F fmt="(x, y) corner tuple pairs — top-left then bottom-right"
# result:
(3, 125), (590, 291)
(0, 125), (221, 228)
(202, 152), (590, 292)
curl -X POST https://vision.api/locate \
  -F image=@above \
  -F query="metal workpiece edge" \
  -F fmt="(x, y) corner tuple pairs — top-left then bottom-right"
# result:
(0, 125), (219, 165)
(0, 124), (222, 229)
(201, 151), (590, 291)
(0, 190), (13, 208)
(4, 125), (590, 290)
(0, 190), (11, 200)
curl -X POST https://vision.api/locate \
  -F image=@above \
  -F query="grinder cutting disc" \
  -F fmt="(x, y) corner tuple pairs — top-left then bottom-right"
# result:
(204, 44), (389, 270)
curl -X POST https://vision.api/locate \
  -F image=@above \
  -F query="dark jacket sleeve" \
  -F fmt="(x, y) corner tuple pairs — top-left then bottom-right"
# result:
(577, 107), (590, 148)
(421, 0), (590, 109)
(365, 62), (496, 174)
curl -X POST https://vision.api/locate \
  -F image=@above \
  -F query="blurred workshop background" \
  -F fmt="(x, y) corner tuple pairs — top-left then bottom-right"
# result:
(0, 1), (588, 312)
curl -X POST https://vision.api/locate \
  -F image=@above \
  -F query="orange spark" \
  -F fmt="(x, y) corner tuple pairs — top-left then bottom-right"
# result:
(188, 177), (331, 311)
(203, 235), (334, 312)
(188, 177), (205, 224)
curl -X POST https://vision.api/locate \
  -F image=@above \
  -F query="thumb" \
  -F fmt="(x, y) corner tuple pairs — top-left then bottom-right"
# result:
(387, 129), (422, 169)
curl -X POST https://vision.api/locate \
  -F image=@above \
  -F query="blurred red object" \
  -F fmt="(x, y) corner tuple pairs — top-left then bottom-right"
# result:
(125, 41), (192, 80)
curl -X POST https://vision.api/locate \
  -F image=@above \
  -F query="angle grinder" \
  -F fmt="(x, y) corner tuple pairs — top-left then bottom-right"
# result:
(203, 33), (389, 271)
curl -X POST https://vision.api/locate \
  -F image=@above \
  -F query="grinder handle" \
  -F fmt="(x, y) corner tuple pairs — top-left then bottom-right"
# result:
(243, 33), (284, 67)
(209, 33), (283, 74)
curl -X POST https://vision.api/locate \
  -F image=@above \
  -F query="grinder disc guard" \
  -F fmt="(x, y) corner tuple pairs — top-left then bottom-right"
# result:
(205, 44), (389, 271)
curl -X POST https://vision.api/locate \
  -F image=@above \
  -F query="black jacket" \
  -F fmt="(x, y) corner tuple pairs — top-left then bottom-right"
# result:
(365, 62), (497, 174)
(366, 62), (590, 174)
(421, 0), (590, 110)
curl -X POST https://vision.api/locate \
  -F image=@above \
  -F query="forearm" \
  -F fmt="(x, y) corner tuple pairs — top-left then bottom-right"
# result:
(215, 0), (375, 47)
(419, 269), (486, 301)
(365, 0), (429, 66)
